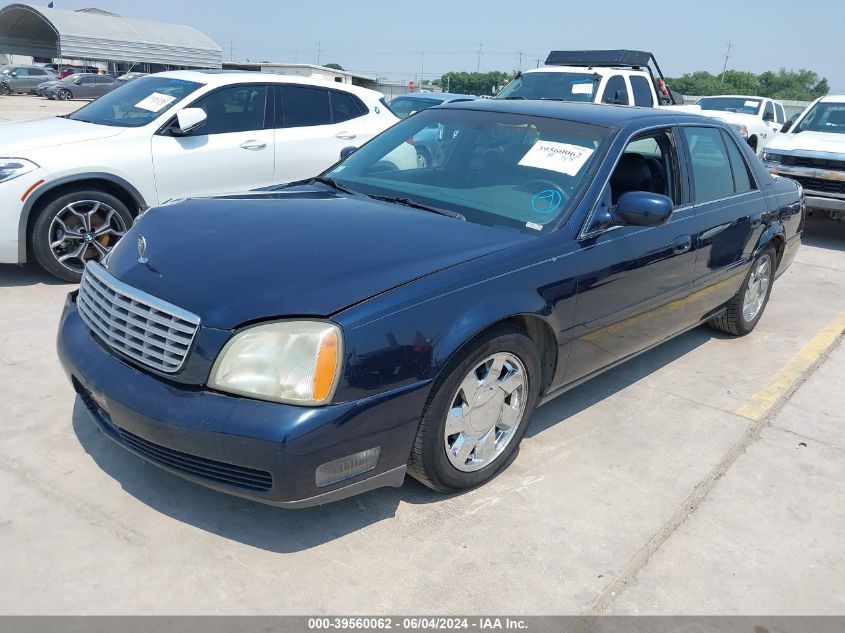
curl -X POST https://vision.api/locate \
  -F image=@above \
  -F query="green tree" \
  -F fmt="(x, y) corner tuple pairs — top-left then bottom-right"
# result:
(324, 63), (344, 71)
(440, 71), (512, 95)
(666, 68), (829, 101)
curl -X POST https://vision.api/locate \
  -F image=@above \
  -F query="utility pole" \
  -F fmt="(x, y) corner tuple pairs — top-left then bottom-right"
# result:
(720, 41), (732, 84)
(535, 57), (541, 68)
(227, 41), (234, 62)
(316, 40), (322, 66)
(476, 42), (483, 72)
(517, 50), (524, 72)
(420, 52), (424, 87)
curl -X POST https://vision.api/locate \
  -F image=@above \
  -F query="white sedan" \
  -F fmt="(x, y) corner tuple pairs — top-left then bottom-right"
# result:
(0, 71), (399, 281)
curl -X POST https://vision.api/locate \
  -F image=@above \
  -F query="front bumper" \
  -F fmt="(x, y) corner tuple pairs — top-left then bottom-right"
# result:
(0, 170), (44, 264)
(57, 293), (431, 508)
(764, 162), (845, 214)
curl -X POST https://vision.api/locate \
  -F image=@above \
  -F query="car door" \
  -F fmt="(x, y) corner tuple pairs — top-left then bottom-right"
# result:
(73, 75), (96, 98)
(151, 83), (274, 202)
(25, 68), (48, 91)
(272, 84), (372, 183)
(761, 101), (780, 145)
(565, 127), (699, 383)
(679, 125), (766, 318)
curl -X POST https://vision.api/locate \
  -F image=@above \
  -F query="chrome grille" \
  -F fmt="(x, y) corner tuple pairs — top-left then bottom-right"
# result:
(77, 262), (200, 373)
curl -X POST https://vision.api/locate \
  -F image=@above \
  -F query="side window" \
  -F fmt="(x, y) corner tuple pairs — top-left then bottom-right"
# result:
(775, 103), (786, 124)
(279, 85), (332, 128)
(721, 130), (755, 194)
(190, 85), (268, 135)
(763, 101), (774, 122)
(601, 75), (629, 105)
(682, 127), (736, 203)
(14, 68), (29, 76)
(629, 76), (654, 107)
(609, 129), (678, 204)
(330, 90), (365, 123)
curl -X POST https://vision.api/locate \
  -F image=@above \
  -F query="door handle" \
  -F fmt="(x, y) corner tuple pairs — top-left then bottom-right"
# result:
(240, 140), (267, 150)
(335, 132), (357, 140)
(673, 235), (692, 254)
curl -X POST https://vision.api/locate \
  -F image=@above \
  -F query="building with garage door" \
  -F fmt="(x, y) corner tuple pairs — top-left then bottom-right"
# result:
(0, 3), (221, 74)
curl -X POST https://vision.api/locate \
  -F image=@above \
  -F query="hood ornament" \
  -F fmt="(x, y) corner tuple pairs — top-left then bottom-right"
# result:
(137, 235), (148, 264)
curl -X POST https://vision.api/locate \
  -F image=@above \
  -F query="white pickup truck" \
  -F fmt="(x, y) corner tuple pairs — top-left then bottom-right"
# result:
(696, 95), (787, 154)
(762, 95), (845, 221)
(496, 50), (697, 112)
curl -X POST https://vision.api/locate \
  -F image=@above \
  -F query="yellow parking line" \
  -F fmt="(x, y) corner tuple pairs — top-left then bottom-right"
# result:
(735, 308), (845, 421)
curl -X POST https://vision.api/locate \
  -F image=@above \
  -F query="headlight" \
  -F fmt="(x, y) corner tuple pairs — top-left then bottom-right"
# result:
(209, 320), (343, 406)
(0, 158), (38, 184)
(729, 123), (748, 138)
(762, 151), (781, 163)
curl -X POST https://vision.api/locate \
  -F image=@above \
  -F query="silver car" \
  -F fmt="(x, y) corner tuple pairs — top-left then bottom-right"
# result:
(0, 65), (58, 95)
(40, 74), (118, 101)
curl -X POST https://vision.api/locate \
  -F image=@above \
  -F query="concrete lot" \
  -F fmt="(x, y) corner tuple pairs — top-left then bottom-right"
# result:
(0, 94), (82, 123)
(0, 217), (841, 616)
(0, 98), (843, 615)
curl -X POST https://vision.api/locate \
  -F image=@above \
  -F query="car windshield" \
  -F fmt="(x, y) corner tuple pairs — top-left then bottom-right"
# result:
(68, 76), (203, 128)
(324, 108), (612, 235)
(496, 72), (599, 102)
(388, 96), (444, 118)
(698, 97), (761, 115)
(794, 101), (845, 134)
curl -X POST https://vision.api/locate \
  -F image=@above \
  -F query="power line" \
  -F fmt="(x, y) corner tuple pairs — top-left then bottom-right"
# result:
(720, 41), (732, 84)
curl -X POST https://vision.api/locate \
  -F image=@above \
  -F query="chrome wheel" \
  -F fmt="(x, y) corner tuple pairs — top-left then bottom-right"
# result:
(58, 89), (71, 101)
(742, 255), (771, 322)
(48, 200), (127, 275)
(444, 352), (528, 472)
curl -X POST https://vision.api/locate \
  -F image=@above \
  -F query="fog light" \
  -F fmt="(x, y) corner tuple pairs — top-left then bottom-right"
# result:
(315, 447), (381, 487)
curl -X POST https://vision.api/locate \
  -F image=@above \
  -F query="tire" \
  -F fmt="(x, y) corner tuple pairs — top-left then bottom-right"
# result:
(0, 83), (10, 96)
(30, 189), (133, 283)
(748, 136), (758, 153)
(57, 88), (72, 101)
(710, 247), (776, 336)
(408, 324), (541, 492)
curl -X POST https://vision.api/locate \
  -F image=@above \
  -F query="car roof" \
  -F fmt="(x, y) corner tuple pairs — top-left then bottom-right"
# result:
(442, 99), (719, 128)
(819, 94), (845, 104)
(152, 70), (384, 99)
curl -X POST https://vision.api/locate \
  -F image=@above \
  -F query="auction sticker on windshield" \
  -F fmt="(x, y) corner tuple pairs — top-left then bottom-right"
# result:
(518, 140), (594, 176)
(135, 92), (177, 112)
(572, 82), (593, 95)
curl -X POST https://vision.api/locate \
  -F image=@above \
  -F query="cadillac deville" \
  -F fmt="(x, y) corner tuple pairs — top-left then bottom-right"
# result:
(58, 101), (804, 507)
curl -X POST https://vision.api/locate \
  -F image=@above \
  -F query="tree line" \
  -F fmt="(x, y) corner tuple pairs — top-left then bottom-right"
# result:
(431, 68), (828, 102)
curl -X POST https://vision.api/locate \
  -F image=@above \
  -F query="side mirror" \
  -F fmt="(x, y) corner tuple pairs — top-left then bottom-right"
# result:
(615, 191), (673, 227)
(339, 145), (357, 160)
(173, 108), (207, 135)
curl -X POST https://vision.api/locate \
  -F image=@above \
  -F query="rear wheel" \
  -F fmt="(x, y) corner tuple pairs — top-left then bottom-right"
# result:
(30, 189), (132, 282)
(408, 325), (540, 492)
(710, 247), (776, 336)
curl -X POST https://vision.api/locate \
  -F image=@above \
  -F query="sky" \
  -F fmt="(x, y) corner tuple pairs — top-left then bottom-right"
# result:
(40, 0), (845, 91)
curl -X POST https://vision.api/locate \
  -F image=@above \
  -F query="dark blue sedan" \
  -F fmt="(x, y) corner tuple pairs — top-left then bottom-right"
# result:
(57, 101), (804, 508)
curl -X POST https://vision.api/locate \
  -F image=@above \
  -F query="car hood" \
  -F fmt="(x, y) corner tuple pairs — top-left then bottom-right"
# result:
(0, 116), (124, 154)
(765, 130), (845, 155)
(699, 110), (759, 126)
(104, 189), (528, 329)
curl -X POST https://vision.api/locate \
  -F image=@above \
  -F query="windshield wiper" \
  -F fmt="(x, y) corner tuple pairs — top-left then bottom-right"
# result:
(367, 195), (465, 220)
(310, 176), (357, 194)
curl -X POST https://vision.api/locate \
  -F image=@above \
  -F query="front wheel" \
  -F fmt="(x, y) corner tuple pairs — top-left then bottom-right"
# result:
(30, 189), (133, 282)
(710, 247), (776, 336)
(0, 83), (10, 96)
(408, 325), (540, 492)
(57, 88), (72, 101)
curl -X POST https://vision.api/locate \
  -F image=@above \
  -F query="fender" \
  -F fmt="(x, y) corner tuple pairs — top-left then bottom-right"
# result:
(752, 218), (785, 264)
(16, 172), (148, 262)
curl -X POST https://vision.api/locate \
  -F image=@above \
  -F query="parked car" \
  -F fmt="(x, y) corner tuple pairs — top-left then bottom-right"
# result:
(0, 71), (399, 281)
(57, 101), (803, 508)
(495, 50), (694, 111)
(696, 95), (787, 154)
(388, 92), (477, 118)
(763, 95), (845, 221)
(0, 64), (57, 95)
(39, 73), (118, 100)
(116, 71), (147, 83)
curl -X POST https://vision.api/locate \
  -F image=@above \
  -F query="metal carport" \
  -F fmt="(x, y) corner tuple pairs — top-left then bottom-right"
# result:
(0, 3), (221, 69)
